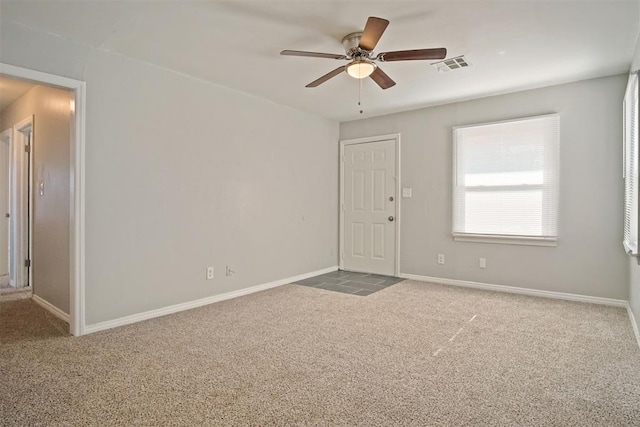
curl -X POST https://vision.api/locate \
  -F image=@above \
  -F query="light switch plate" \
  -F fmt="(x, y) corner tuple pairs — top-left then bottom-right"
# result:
(402, 188), (412, 198)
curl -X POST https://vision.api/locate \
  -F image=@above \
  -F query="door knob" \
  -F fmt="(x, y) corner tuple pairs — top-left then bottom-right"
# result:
(388, 216), (394, 222)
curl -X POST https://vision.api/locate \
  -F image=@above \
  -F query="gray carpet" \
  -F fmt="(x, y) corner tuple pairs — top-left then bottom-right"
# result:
(1, 280), (639, 425)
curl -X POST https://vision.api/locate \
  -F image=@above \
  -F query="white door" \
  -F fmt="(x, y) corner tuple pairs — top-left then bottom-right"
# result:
(342, 139), (396, 276)
(0, 137), (10, 284)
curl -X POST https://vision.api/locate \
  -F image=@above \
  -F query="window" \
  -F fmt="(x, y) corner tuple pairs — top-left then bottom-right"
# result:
(452, 114), (560, 246)
(624, 72), (639, 255)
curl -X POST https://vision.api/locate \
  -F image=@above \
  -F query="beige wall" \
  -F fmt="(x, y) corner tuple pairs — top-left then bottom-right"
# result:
(1, 21), (339, 326)
(0, 85), (72, 313)
(341, 75), (628, 300)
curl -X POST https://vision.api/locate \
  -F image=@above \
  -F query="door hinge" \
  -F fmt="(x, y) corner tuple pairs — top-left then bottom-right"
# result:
(341, 203), (345, 211)
(24, 259), (31, 268)
(24, 143), (31, 153)
(5, 213), (9, 218)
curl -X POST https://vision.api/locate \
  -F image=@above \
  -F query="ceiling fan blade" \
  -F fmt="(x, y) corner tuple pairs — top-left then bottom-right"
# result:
(280, 50), (347, 59)
(370, 67), (396, 90)
(377, 48), (447, 62)
(306, 66), (347, 87)
(281, 50), (347, 60)
(359, 17), (389, 51)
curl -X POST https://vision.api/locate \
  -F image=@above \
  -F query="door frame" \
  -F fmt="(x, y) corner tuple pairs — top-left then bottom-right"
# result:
(0, 128), (15, 287)
(12, 117), (33, 291)
(339, 133), (401, 277)
(0, 63), (87, 336)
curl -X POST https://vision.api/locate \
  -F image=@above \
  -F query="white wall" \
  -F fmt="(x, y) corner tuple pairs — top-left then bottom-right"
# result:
(1, 21), (339, 325)
(0, 85), (72, 313)
(341, 75), (628, 299)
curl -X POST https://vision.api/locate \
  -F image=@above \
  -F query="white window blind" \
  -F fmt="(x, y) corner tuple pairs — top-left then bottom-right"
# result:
(453, 114), (559, 244)
(623, 72), (639, 255)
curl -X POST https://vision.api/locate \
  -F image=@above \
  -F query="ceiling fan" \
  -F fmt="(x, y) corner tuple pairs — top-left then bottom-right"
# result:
(281, 16), (447, 89)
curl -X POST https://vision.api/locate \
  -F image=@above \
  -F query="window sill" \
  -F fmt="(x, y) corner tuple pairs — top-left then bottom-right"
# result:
(452, 233), (557, 247)
(623, 240), (638, 256)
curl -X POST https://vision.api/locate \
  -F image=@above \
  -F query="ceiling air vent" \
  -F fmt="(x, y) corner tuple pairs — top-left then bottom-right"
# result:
(431, 55), (471, 72)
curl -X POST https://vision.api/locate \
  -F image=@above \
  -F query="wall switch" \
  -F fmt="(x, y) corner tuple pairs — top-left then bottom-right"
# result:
(226, 265), (235, 276)
(437, 254), (445, 265)
(479, 258), (486, 269)
(206, 267), (214, 280)
(402, 188), (412, 198)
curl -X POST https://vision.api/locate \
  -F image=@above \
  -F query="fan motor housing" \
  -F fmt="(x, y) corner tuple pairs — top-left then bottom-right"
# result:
(342, 32), (369, 58)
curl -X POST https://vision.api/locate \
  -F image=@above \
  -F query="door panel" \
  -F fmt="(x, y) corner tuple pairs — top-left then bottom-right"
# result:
(352, 222), (365, 257)
(371, 223), (385, 259)
(343, 139), (396, 275)
(372, 169), (386, 211)
(352, 171), (365, 211)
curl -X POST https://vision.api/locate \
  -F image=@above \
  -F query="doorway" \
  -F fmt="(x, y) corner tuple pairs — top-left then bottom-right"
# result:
(0, 63), (86, 336)
(0, 118), (31, 293)
(339, 134), (400, 276)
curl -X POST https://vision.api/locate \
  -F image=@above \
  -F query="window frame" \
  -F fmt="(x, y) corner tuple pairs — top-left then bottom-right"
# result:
(452, 113), (560, 246)
(623, 71), (639, 255)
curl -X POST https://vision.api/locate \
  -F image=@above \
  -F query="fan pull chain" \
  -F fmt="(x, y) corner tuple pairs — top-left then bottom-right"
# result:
(358, 78), (363, 114)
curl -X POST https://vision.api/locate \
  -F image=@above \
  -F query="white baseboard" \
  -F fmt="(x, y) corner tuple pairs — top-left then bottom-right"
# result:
(32, 294), (70, 323)
(84, 266), (339, 335)
(627, 303), (640, 349)
(399, 273), (627, 307)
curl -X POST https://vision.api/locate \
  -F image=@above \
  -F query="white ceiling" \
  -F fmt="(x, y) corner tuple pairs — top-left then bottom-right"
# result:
(0, 75), (35, 112)
(1, 1), (639, 121)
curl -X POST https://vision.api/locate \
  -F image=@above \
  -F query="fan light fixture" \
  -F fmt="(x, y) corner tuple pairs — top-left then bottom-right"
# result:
(280, 16), (447, 89)
(346, 60), (376, 79)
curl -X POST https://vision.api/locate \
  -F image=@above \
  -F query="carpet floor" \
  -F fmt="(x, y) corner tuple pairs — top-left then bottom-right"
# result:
(1, 299), (69, 344)
(1, 280), (639, 425)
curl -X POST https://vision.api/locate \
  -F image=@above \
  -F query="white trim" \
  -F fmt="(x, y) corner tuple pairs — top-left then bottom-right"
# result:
(0, 64), (86, 92)
(70, 78), (86, 337)
(84, 266), (338, 335)
(1, 63), (87, 336)
(627, 303), (640, 349)
(623, 240), (638, 256)
(452, 233), (558, 247)
(452, 113), (560, 131)
(339, 133), (401, 146)
(32, 294), (70, 323)
(623, 72), (640, 255)
(12, 117), (32, 291)
(396, 137), (401, 276)
(398, 273), (627, 307)
(339, 133), (401, 277)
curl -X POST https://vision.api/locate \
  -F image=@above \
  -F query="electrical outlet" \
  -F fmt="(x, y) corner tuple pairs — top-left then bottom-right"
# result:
(206, 267), (214, 280)
(479, 258), (486, 269)
(437, 254), (445, 265)
(226, 265), (235, 276)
